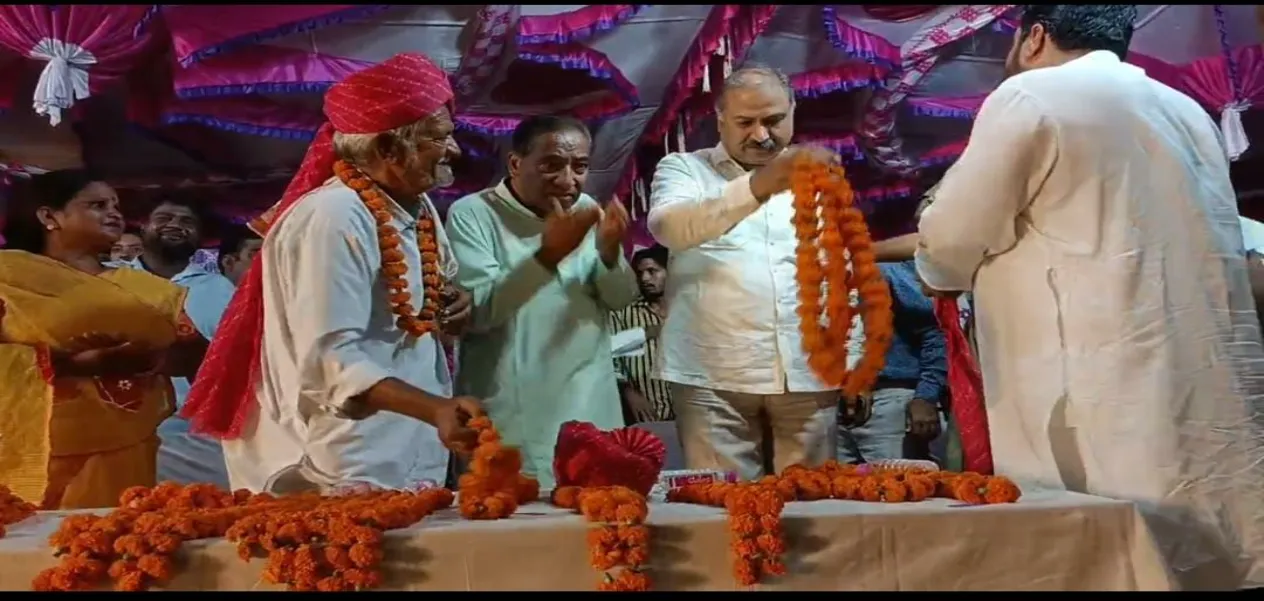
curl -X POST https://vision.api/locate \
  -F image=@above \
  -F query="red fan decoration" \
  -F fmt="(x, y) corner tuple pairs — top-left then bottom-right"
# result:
(553, 421), (667, 496)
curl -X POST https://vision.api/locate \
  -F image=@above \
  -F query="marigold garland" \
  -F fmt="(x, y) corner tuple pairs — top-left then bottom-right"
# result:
(334, 160), (445, 337)
(0, 485), (37, 539)
(458, 416), (540, 520)
(667, 461), (1022, 587)
(31, 482), (453, 591)
(791, 155), (894, 398)
(552, 485), (652, 591)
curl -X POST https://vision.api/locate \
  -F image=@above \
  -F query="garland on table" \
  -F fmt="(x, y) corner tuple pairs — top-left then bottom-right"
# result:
(0, 485), (36, 539)
(790, 155), (894, 397)
(666, 483), (786, 586)
(334, 159), (445, 338)
(458, 416), (540, 520)
(668, 461), (1023, 588)
(32, 483), (453, 591)
(552, 485), (651, 591)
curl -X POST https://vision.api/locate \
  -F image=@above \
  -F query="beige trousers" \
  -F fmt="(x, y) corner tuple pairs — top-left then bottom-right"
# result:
(670, 383), (838, 481)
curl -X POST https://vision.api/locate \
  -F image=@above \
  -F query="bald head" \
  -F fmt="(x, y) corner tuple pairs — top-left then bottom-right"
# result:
(715, 66), (794, 114)
(714, 65), (795, 168)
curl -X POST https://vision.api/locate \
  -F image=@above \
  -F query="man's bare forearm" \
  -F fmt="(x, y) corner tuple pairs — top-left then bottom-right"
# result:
(356, 377), (444, 424)
(874, 233), (920, 262)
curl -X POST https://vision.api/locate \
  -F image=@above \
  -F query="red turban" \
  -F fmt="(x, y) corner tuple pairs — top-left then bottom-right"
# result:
(181, 53), (454, 440)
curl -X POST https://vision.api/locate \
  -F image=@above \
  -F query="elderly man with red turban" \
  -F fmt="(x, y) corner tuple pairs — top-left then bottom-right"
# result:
(181, 53), (483, 494)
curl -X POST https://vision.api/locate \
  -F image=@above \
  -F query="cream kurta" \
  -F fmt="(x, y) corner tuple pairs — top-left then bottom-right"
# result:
(221, 178), (454, 494)
(917, 50), (1264, 590)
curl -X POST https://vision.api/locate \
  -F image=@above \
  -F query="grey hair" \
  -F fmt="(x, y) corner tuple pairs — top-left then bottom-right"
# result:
(715, 64), (795, 114)
(332, 119), (432, 165)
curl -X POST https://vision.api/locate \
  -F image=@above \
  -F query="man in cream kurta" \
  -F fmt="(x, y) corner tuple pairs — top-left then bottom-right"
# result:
(648, 66), (864, 481)
(446, 116), (638, 489)
(221, 180), (457, 493)
(917, 6), (1264, 590)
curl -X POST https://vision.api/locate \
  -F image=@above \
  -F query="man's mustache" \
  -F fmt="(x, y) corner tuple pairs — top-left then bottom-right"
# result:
(750, 138), (777, 151)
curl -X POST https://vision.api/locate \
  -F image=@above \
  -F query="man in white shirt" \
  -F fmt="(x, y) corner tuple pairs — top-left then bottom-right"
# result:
(647, 66), (862, 480)
(916, 6), (1264, 589)
(109, 198), (236, 489)
(181, 53), (484, 494)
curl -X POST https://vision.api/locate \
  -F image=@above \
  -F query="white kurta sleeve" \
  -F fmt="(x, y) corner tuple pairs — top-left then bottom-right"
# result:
(916, 83), (1058, 292)
(274, 204), (391, 415)
(646, 153), (763, 251)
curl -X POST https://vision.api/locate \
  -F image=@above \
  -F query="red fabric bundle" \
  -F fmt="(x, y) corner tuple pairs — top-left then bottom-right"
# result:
(553, 421), (667, 496)
(933, 297), (994, 475)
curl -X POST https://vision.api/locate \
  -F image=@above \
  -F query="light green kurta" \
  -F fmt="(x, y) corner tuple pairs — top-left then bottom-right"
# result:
(446, 181), (639, 488)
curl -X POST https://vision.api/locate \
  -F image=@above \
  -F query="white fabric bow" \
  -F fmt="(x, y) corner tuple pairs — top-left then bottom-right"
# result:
(1219, 100), (1251, 162)
(28, 37), (98, 127)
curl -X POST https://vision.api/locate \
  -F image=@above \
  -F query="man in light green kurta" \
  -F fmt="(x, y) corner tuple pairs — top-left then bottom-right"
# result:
(445, 116), (639, 488)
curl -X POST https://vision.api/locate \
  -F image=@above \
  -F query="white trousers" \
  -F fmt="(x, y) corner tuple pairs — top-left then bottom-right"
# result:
(670, 383), (837, 481)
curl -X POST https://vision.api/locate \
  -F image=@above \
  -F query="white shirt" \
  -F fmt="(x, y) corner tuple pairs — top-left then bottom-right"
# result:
(647, 144), (863, 395)
(221, 177), (455, 493)
(1241, 216), (1264, 253)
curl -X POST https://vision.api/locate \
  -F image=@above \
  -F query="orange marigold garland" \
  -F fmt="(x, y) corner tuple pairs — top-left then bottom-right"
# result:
(667, 462), (1022, 587)
(32, 482), (454, 592)
(0, 484), (36, 539)
(791, 155), (894, 398)
(458, 416), (540, 520)
(334, 159), (444, 337)
(552, 486), (651, 591)
(665, 482), (787, 586)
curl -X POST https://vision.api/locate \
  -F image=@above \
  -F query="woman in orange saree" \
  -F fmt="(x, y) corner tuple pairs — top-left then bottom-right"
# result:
(0, 170), (205, 510)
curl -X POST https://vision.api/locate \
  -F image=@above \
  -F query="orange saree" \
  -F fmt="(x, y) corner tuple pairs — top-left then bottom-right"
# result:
(0, 250), (193, 509)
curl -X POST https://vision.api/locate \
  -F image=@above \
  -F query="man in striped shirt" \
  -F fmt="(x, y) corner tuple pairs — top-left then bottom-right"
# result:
(608, 244), (674, 423)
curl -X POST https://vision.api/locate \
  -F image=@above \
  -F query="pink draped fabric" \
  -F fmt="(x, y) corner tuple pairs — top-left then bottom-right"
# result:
(1181, 45), (1264, 111)
(173, 45), (371, 98)
(0, 5), (157, 116)
(862, 6), (939, 22)
(162, 5), (388, 67)
(517, 5), (645, 46)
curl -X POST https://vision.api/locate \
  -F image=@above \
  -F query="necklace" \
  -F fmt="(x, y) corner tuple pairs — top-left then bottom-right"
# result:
(334, 160), (444, 337)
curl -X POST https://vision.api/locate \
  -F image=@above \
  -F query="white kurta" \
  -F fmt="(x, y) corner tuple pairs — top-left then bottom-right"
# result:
(221, 178), (455, 494)
(917, 51), (1264, 590)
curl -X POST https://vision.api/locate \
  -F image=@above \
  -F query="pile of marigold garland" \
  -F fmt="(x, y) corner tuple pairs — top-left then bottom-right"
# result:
(790, 154), (894, 397)
(29, 416), (542, 592)
(667, 461), (1022, 587)
(0, 485), (37, 539)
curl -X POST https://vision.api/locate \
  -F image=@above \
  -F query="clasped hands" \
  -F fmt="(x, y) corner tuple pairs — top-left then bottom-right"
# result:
(56, 332), (161, 378)
(536, 196), (630, 270)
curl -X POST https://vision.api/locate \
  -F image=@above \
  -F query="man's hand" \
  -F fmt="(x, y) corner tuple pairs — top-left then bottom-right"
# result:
(439, 283), (472, 336)
(905, 398), (942, 440)
(58, 333), (160, 377)
(596, 196), (630, 267)
(621, 387), (656, 424)
(433, 395), (485, 456)
(838, 392), (874, 428)
(536, 199), (600, 270)
(749, 145), (840, 201)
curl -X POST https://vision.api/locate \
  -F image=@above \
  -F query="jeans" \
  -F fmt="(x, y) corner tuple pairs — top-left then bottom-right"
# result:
(837, 387), (948, 463)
